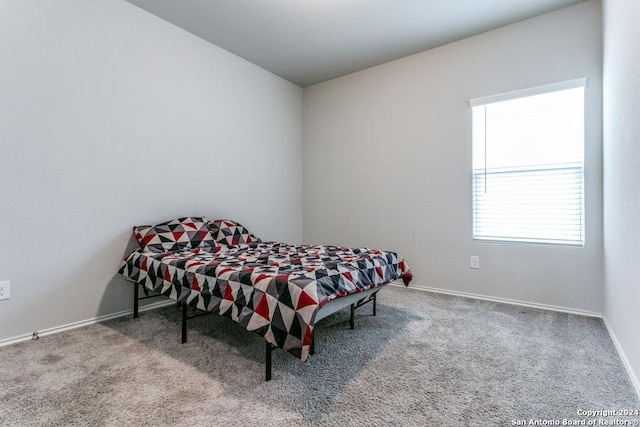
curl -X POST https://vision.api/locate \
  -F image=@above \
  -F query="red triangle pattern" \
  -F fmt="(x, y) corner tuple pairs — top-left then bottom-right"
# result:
(303, 326), (313, 346)
(254, 295), (270, 321)
(191, 275), (201, 292)
(223, 284), (235, 302)
(342, 271), (353, 283)
(296, 291), (316, 310)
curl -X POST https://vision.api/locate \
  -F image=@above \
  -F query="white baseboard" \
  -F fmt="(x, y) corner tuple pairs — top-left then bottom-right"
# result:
(602, 317), (640, 401)
(0, 299), (175, 348)
(389, 283), (602, 318)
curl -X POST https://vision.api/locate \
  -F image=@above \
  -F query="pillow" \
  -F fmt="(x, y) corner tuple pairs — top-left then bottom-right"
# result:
(133, 217), (217, 253)
(208, 219), (261, 246)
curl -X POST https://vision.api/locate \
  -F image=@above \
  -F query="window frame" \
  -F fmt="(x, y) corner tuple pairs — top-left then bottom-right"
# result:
(469, 78), (587, 247)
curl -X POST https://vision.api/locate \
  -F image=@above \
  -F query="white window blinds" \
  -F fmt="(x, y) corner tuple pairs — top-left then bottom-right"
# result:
(470, 79), (586, 246)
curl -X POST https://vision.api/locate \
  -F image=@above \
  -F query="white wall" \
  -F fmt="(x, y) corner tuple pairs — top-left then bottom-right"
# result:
(303, 1), (603, 314)
(0, 1), (302, 341)
(602, 0), (640, 396)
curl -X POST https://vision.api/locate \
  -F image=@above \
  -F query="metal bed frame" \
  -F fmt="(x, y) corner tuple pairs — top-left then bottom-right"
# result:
(132, 283), (382, 381)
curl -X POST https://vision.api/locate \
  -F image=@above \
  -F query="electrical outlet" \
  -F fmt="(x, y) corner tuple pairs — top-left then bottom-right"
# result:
(0, 280), (10, 300)
(470, 256), (480, 269)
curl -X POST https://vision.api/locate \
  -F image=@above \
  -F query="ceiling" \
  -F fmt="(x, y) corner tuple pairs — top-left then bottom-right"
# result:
(125, 0), (586, 87)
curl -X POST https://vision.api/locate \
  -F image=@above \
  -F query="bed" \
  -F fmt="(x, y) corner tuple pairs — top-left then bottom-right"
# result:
(118, 217), (412, 380)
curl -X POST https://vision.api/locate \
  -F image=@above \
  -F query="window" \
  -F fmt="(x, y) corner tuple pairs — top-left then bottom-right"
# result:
(470, 79), (586, 246)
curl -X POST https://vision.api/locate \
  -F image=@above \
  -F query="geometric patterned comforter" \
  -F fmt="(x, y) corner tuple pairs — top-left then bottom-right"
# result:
(119, 242), (412, 361)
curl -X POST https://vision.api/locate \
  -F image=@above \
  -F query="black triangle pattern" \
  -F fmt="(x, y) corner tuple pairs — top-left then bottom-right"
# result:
(208, 219), (261, 247)
(133, 217), (217, 253)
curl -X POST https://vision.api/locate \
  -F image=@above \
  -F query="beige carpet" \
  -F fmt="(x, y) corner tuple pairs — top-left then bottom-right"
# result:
(0, 286), (638, 426)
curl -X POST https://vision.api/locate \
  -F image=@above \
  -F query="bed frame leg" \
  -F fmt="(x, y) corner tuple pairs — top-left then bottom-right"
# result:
(181, 302), (188, 344)
(265, 342), (275, 381)
(310, 334), (315, 355)
(133, 284), (139, 319)
(373, 292), (377, 316)
(348, 290), (379, 329)
(350, 304), (355, 330)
